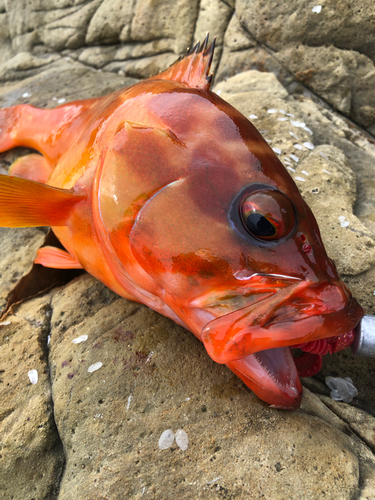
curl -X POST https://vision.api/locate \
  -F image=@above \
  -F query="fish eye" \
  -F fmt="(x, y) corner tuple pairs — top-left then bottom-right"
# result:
(240, 190), (295, 241)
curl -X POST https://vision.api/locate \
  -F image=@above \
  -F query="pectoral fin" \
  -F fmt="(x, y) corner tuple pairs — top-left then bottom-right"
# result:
(35, 246), (83, 269)
(0, 174), (86, 227)
(9, 154), (53, 183)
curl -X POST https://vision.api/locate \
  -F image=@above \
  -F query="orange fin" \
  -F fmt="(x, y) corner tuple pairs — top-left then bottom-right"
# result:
(35, 246), (83, 269)
(150, 33), (216, 90)
(9, 154), (53, 183)
(0, 175), (86, 227)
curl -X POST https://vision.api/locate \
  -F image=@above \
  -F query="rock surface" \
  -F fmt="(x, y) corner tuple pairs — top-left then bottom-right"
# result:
(1, 1), (375, 499)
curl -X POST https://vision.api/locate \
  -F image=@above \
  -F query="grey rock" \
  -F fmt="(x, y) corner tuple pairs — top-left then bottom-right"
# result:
(193, 0), (234, 47)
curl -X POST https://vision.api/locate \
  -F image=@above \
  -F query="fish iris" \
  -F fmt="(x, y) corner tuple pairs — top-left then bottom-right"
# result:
(240, 190), (295, 241)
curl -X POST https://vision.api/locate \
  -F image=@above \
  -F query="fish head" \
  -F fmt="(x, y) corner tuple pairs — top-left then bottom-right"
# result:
(97, 84), (364, 409)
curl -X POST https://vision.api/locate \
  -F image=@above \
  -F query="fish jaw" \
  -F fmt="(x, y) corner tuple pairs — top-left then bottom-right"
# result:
(227, 347), (302, 410)
(201, 279), (364, 365)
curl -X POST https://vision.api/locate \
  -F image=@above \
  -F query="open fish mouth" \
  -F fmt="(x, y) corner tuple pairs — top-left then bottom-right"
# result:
(198, 274), (364, 409)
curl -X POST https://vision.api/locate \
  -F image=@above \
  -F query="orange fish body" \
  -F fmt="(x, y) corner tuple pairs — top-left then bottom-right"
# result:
(0, 37), (364, 409)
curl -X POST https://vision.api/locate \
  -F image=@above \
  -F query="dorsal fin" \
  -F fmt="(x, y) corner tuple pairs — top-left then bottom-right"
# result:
(150, 33), (216, 90)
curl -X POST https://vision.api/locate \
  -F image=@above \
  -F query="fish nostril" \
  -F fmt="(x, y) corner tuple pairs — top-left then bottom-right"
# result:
(300, 233), (307, 242)
(302, 243), (312, 254)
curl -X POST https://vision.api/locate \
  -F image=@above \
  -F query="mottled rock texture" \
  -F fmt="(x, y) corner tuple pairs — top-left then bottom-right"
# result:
(1, 1), (375, 499)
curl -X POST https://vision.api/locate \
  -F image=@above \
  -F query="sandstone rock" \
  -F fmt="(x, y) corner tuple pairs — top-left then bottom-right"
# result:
(0, 228), (46, 311)
(276, 45), (375, 129)
(236, 0), (375, 62)
(49, 275), (368, 500)
(0, 295), (64, 500)
(130, 0), (200, 54)
(86, 0), (135, 45)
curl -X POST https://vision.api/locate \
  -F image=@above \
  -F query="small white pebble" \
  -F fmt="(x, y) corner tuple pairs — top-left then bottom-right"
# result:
(278, 117), (289, 121)
(286, 113), (295, 117)
(158, 429), (175, 450)
(272, 147), (281, 154)
(301, 170), (309, 176)
(88, 362), (103, 373)
(295, 176), (306, 182)
(72, 335), (88, 344)
(126, 394), (132, 411)
(22, 92), (30, 98)
(303, 142), (314, 150)
(52, 97), (57, 100)
(373, 290), (375, 295)
(249, 114), (258, 119)
(294, 144), (303, 150)
(185, 397), (190, 401)
(216, 89), (222, 95)
(312, 5), (322, 13)
(279, 109), (287, 114)
(265, 138), (274, 143)
(289, 131), (299, 140)
(0, 321), (11, 326)
(286, 166), (296, 172)
(319, 152), (329, 160)
(338, 216), (346, 222)
(340, 221), (350, 228)
(267, 108), (277, 113)
(322, 168), (331, 174)
(47, 335), (51, 346)
(57, 98), (66, 104)
(28, 369), (38, 384)
(290, 154), (299, 162)
(175, 429), (189, 451)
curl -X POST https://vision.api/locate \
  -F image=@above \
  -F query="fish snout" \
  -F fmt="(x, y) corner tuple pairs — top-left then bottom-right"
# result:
(201, 279), (363, 365)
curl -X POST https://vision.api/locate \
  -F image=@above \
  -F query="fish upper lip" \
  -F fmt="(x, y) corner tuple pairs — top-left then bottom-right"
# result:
(200, 277), (363, 364)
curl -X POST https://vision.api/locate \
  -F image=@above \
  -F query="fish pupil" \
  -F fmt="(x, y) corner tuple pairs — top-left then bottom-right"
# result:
(245, 213), (276, 237)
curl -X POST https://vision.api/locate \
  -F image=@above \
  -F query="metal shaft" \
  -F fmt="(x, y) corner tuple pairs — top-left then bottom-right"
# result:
(351, 315), (375, 358)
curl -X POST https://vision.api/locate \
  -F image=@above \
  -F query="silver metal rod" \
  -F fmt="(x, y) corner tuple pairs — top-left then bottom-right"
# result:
(351, 315), (375, 358)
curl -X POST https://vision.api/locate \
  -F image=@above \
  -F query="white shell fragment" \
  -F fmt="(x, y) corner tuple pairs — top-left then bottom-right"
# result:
(301, 170), (309, 176)
(0, 321), (11, 326)
(249, 114), (258, 119)
(326, 376), (358, 403)
(290, 120), (305, 128)
(286, 166), (296, 172)
(28, 369), (38, 384)
(338, 216), (346, 222)
(294, 144), (303, 150)
(289, 154), (299, 162)
(303, 142), (314, 150)
(22, 92), (30, 98)
(267, 108), (277, 113)
(175, 429), (189, 451)
(322, 168), (331, 174)
(158, 429), (175, 450)
(278, 117), (289, 121)
(295, 176), (306, 182)
(88, 362), (103, 373)
(312, 5), (322, 13)
(57, 97), (66, 104)
(272, 147), (281, 154)
(72, 335), (88, 344)
(289, 131), (299, 140)
(341, 221), (350, 228)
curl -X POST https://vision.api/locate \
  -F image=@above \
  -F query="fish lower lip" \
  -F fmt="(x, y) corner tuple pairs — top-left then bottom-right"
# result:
(227, 347), (302, 410)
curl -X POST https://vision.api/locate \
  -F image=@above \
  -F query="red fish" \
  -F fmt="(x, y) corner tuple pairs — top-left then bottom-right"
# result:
(0, 36), (363, 409)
